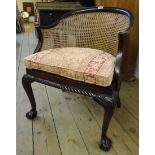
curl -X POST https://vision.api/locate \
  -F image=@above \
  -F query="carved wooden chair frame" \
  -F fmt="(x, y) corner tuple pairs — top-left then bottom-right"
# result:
(22, 7), (133, 151)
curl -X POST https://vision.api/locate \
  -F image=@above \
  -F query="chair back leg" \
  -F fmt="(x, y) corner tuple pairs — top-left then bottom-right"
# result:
(117, 96), (121, 108)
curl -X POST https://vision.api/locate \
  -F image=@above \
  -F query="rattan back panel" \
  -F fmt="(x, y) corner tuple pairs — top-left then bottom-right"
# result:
(41, 12), (129, 56)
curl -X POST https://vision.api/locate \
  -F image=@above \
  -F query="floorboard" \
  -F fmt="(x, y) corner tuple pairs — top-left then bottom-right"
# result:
(82, 96), (138, 155)
(120, 81), (139, 120)
(32, 84), (61, 155)
(16, 33), (23, 80)
(63, 92), (117, 155)
(16, 23), (33, 155)
(46, 86), (90, 155)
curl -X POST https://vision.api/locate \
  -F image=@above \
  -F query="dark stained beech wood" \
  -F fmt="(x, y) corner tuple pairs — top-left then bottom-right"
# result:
(100, 106), (115, 151)
(22, 74), (37, 119)
(22, 7), (133, 151)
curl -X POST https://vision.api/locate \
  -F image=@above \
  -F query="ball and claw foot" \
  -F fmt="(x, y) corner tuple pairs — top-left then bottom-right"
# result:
(26, 110), (37, 119)
(99, 136), (112, 151)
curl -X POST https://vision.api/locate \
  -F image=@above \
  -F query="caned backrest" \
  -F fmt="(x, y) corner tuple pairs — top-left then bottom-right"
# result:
(40, 9), (130, 56)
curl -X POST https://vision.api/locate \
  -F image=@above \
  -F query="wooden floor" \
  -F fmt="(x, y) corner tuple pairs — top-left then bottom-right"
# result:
(16, 23), (139, 155)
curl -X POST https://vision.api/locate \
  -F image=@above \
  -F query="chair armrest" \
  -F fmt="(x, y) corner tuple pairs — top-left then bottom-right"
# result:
(33, 22), (43, 53)
(113, 9), (133, 89)
(113, 29), (132, 90)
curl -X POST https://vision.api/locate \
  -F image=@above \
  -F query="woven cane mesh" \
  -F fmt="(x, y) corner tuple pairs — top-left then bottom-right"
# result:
(41, 12), (129, 56)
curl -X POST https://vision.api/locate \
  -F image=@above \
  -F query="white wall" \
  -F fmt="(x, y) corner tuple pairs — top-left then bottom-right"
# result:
(134, 53), (139, 79)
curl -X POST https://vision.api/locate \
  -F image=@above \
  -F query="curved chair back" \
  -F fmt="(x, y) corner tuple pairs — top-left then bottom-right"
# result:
(40, 7), (132, 56)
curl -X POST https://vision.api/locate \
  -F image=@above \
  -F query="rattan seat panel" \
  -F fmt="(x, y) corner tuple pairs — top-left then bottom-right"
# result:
(24, 47), (116, 86)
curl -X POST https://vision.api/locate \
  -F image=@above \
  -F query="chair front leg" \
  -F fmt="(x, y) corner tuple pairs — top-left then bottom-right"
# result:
(100, 105), (115, 151)
(22, 74), (37, 119)
(94, 95), (115, 151)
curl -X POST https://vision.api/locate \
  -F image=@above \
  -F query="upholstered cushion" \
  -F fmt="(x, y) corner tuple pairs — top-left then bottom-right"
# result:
(24, 47), (116, 86)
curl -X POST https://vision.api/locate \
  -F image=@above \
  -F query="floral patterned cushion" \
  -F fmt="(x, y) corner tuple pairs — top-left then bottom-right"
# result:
(24, 47), (116, 86)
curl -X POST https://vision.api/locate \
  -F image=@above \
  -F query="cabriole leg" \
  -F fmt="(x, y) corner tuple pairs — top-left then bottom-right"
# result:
(22, 74), (37, 119)
(100, 106), (115, 151)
